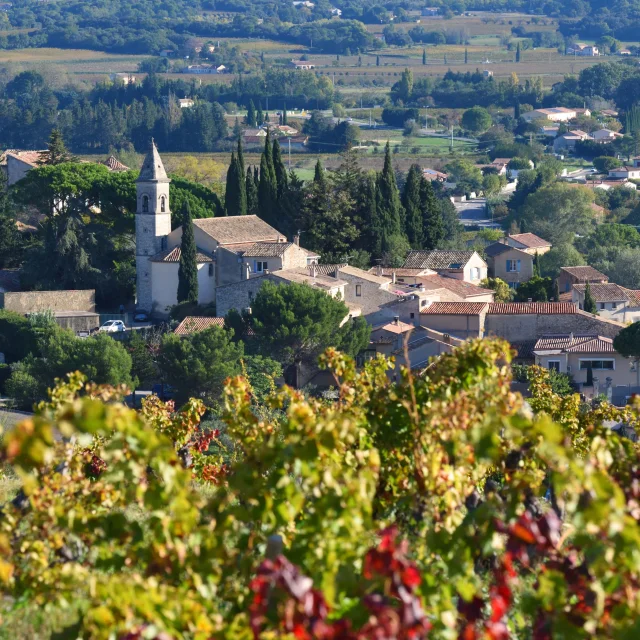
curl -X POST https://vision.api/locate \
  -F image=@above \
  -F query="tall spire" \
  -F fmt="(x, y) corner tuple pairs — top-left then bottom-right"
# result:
(137, 138), (169, 183)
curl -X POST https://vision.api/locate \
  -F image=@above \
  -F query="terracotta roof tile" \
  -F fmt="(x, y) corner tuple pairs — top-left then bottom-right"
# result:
(573, 283), (630, 302)
(533, 334), (615, 353)
(194, 215), (282, 245)
(417, 275), (494, 299)
(376, 320), (415, 334)
(339, 265), (391, 284)
(508, 233), (552, 249)
(239, 242), (292, 257)
(420, 302), (488, 315)
(174, 316), (224, 335)
(403, 250), (478, 270)
(150, 246), (214, 263)
(511, 339), (537, 360)
(102, 155), (130, 172)
(314, 263), (347, 276)
(488, 302), (577, 314)
(560, 266), (608, 282)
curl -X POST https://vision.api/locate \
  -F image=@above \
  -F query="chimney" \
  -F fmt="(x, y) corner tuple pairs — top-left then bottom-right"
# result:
(443, 333), (451, 344)
(394, 315), (400, 325)
(527, 298), (533, 303)
(392, 271), (396, 284)
(293, 233), (300, 246)
(244, 262), (251, 280)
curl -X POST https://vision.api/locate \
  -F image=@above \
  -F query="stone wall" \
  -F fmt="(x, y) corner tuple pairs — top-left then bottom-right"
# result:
(55, 313), (100, 333)
(215, 274), (276, 317)
(485, 310), (624, 341)
(1, 289), (95, 313)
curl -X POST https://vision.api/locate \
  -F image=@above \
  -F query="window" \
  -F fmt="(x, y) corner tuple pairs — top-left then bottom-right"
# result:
(355, 284), (362, 297)
(580, 360), (615, 370)
(208, 263), (214, 277)
(142, 195), (149, 213)
(254, 261), (268, 273)
(410, 312), (415, 319)
(599, 302), (606, 310)
(248, 291), (254, 301)
(508, 282), (519, 290)
(548, 361), (561, 372)
(612, 302), (618, 309)
(160, 196), (166, 212)
(506, 259), (521, 273)
(471, 267), (480, 280)
(421, 299), (427, 307)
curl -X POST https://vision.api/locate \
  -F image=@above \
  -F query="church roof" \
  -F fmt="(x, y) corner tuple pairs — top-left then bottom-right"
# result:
(193, 215), (282, 245)
(150, 246), (214, 263)
(103, 155), (129, 172)
(137, 139), (169, 183)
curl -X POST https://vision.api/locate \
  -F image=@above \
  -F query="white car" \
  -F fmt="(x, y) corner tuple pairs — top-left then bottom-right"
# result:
(99, 320), (126, 333)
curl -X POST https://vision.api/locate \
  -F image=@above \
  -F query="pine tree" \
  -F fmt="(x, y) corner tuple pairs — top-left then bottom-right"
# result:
(177, 202), (198, 304)
(257, 102), (264, 126)
(464, 48), (468, 64)
(282, 103), (288, 125)
(422, 49), (427, 65)
(38, 129), (75, 165)
(246, 166), (259, 216)
(420, 177), (444, 249)
(401, 165), (423, 247)
(246, 100), (256, 127)
(516, 42), (521, 63)
(272, 138), (288, 199)
(583, 281), (597, 314)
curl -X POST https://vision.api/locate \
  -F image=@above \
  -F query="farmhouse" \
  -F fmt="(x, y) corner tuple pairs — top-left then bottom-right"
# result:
(521, 108), (577, 123)
(290, 60), (316, 70)
(566, 43), (599, 56)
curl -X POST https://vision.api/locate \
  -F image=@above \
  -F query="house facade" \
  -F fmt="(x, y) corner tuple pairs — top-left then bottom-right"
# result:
(484, 243), (535, 288)
(533, 335), (634, 399)
(521, 108), (577, 123)
(557, 265), (608, 293)
(572, 283), (640, 323)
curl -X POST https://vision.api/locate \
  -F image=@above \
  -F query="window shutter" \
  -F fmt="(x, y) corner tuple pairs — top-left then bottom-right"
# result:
(506, 259), (511, 272)
(517, 260), (521, 272)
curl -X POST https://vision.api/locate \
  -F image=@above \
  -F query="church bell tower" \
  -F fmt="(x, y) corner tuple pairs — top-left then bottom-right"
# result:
(135, 139), (171, 312)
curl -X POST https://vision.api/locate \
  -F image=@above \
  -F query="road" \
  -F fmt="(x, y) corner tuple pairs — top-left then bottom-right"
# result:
(454, 198), (501, 229)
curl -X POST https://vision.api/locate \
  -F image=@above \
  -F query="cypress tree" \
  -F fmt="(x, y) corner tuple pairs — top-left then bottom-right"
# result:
(237, 136), (245, 177)
(377, 142), (403, 234)
(246, 100), (256, 127)
(282, 103), (288, 125)
(246, 166), (259, 216)
(533, 252), (541, 277)
(422, 49), (427, 65)
(420, 177), (444, 249)
(253, 165), (260, 189)
(313, 157), (326, 189)
(177, 201), (198, 304)
(401, 165), (423, 247)
(272, 138), (289, 198)
(376, 55), (380, 66)
(258, 131), (277, 225)
(553, 278), (560, 302)
(225, 152), (247, 217)
(516, 42), (521, 63)
(257, 102), (264, 126)
(464, 48), (468, 64)
(514, 100), (520, 120)
(583, 281), (597, 314)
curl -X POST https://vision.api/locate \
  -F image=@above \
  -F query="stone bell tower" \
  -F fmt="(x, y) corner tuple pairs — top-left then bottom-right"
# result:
(135, 139), (171, 312)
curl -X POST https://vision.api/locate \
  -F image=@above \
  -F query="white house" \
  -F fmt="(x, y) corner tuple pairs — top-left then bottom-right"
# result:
(521, 107), (577, 123)
(608, 166), (640, 180)
(592, 129), (623, 143)
(178, 98), (195, 108)
(566, 43), (599, 56)
(290, 60), (316, 70)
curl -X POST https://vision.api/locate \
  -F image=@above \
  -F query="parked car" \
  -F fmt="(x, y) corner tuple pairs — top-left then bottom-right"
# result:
(99, 320), (126, 333)
(133, 312), (149, 323)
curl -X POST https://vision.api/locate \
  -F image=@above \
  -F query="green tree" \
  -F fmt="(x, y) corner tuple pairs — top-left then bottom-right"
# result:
(396, 67), (414, 103)
(515, 42), (521, 62)
(539, 243), (585, 278)
(224, 152), (247, 217)
(127, 330), (157, 387)
(533, 252), (541, 277)
(401, 165), (423, 247)
(420, 176), (444, 249)
(480, 277), (513, 302)
(462, 107), (492, 134)
(158, 325), (244, 405)
(0, 310), (38, 363)
(613, 322), (640, 386)
(465, 47), (468, 64)
(246, 166), (259, 216)
(444, 158), (483, 194)
(251, 280), (370, 364)
(272, 138), (289, 199)
(258, 131), (277, 226)
(515, 276), (553, 302)
(245, 100), (257, 127)
(376, 54), (380, 66)
(282, 102), (288, 126)
(583, 280), (597, 314)
(373, 142), (404, 259)
(422, 49), (427, 65)
(593, 156), (623, 173)
(37, 128), (75, 165)
(177, 201), (198, 304)
(256, 102), (264, 126)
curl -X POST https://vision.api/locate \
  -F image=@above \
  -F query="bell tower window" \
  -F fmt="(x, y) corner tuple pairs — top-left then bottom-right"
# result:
(160, 196), (166, 212)
(142, 195), (149, 213)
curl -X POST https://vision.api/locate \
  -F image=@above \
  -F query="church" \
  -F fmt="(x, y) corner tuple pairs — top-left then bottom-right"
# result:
(135, 141), (319, 315)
